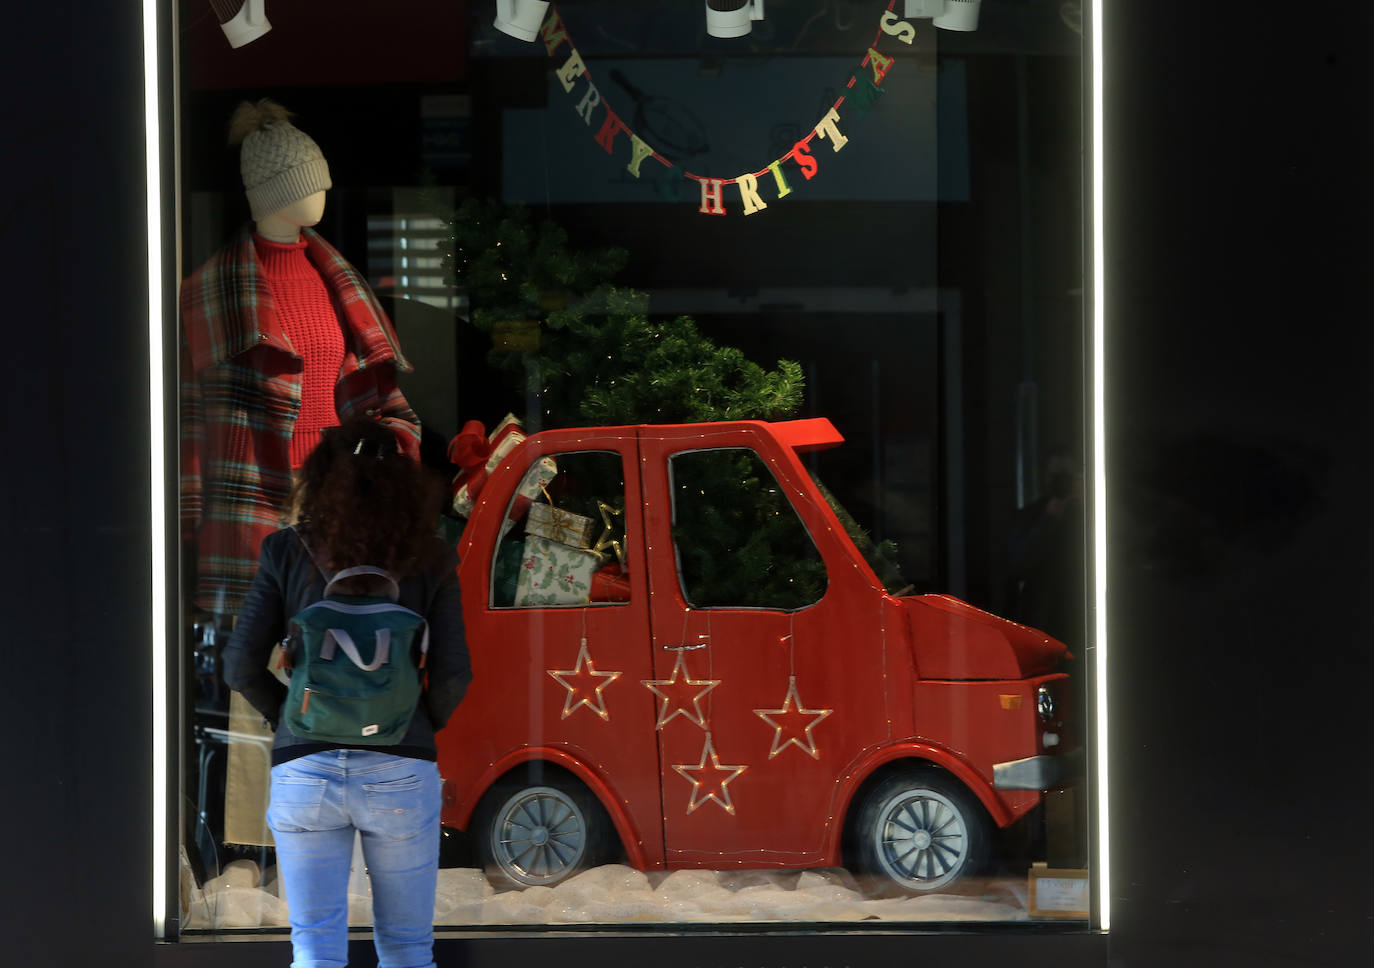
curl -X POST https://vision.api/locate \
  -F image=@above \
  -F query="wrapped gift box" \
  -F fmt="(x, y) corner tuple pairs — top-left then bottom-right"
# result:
(526, 501), (597, 549)
(589, 564), (631, 603)
(450, 413), (558, 518)
(514, 535), (599, 606)
(519, 455), (558, 492)
(495, 459), (560, 535)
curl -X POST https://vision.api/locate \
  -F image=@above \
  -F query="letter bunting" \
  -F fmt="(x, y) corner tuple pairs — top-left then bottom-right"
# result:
(532, 2), (916, 216)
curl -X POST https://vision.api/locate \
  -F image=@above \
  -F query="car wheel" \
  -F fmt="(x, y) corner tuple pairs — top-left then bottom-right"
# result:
(473, 773), (613, 889)
(854, 769), (991, 893)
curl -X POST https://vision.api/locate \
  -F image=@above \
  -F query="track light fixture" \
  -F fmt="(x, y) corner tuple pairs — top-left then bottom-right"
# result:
(211, 0), (271, 48)
(904, 0), (982, 32)
(705, 0), (765, 40)
(493, 0), (551, 42)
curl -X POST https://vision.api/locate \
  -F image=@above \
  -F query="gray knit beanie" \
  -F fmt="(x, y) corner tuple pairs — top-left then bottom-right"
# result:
(228, 99), (332, 221)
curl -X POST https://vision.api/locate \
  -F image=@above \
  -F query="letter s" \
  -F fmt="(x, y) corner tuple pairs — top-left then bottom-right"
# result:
(880, 11), (917, 45)
(792, 140), (819, 181)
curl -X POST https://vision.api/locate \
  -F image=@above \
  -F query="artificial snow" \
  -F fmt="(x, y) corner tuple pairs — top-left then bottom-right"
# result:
(183, 860), (1031, 931)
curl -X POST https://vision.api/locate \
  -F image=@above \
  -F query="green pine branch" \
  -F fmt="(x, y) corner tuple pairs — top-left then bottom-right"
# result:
(443, 200), (804, 429)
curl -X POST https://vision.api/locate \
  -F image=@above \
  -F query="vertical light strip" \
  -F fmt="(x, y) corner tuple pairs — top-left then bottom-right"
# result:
(143, 0), (169, 938)
(1090, 0), (1111, 933)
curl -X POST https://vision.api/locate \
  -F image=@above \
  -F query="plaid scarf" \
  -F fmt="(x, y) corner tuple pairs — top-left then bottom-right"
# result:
(180, 225), (421, 616)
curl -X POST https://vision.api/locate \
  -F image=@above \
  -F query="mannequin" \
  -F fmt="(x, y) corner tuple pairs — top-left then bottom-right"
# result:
(254, 190), (326, 242)
(182, 98), (420, 619)
(180, 99), (421, 851)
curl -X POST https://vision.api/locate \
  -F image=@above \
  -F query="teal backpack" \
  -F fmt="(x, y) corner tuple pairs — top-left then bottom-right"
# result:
(282, 532), (429, 746)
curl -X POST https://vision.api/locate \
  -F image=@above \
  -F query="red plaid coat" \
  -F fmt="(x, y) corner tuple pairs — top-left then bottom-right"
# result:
(180, 225), (421, 616)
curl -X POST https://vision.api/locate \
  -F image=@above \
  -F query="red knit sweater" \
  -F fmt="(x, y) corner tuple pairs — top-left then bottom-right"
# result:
(253, 234), (347, 468)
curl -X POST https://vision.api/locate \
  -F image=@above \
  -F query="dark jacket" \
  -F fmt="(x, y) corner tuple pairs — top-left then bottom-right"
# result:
(222, 526), (472, 764)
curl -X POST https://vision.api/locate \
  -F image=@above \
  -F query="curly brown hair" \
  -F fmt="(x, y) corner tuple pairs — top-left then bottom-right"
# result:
(296, 420), (442, 579)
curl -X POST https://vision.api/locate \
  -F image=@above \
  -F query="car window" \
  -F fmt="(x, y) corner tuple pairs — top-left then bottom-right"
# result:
(669, 447), (826, 610)
(492, 450), (630, 608)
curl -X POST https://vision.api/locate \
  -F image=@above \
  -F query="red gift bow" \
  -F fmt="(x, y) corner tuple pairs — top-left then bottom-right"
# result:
(448, 420), (493, 500)
(448, 419), (492, 470)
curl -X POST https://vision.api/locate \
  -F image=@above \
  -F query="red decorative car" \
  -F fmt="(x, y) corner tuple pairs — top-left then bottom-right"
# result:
(437, 418), (1078, 893)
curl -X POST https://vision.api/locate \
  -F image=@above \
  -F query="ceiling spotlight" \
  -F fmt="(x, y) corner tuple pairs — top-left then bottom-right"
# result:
(903, 0), (983, 32)
(705, 0), (765, 40)
(211, 0), (271, 48)
(903, 0), (945, 16)
(493, 0), (550, 42)
(934, 0), (981, 31)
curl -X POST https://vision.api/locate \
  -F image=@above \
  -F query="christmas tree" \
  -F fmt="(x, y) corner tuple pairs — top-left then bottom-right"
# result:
(442, 198), (804, 428)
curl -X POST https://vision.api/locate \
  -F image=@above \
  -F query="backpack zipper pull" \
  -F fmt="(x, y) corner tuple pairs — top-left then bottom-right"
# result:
(301, 688), (311, 713)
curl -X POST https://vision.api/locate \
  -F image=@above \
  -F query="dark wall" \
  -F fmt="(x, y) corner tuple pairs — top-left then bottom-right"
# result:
(4, 4), (1372, 968)
(2, 3), (155, 966)
(1098, 5), (1374, 963)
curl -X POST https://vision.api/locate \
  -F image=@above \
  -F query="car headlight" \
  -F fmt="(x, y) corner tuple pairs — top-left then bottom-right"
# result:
(1036, 684), (1056, 723)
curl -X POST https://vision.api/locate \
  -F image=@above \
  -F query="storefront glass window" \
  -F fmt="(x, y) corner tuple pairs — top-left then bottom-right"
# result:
(171, 0), (1094, 936)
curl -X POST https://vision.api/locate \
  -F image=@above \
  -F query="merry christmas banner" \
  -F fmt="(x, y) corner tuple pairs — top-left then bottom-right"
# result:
(501, 2), (959, 214)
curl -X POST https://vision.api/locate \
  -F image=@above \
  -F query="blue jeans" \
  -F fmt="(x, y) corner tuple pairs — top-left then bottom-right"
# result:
(267, 750), (440, 968)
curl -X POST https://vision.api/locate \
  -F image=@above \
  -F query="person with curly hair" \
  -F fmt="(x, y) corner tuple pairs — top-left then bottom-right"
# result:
(223, 419), (471, 968)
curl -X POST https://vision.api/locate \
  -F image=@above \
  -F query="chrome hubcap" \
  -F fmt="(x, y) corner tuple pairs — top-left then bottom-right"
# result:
(876, 789), (968, 889)
(494, 787), (586, 886)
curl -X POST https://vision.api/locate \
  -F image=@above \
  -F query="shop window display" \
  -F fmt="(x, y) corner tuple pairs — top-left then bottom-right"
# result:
(173, 0), (1092, 938)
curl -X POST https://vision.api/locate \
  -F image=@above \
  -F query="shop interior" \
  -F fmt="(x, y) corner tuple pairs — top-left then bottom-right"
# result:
(175, 0), (1090, 934)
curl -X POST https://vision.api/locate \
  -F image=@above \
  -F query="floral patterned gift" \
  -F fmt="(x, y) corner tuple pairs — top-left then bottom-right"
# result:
(513, 534), (599, 606)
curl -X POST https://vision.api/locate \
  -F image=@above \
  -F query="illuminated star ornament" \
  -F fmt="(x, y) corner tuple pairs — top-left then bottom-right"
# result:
(591, 501), (626, 568)
(754, 677), (833, 760)
(672, 733), (747, 815)
(641, 650), (720, 730)
(547, 639), (622, 721)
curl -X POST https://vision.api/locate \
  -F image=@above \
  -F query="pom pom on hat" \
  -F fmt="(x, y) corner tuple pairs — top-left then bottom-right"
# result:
(229, 99), (333, 222)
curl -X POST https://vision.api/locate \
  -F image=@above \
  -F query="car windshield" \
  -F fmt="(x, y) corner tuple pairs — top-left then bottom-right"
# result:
(807, 470), (912, 596)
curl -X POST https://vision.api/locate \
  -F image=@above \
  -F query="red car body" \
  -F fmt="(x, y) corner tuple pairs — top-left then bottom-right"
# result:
(436, 418), (1076, 883)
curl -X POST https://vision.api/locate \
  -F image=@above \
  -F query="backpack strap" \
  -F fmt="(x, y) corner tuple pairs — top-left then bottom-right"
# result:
(325, 566), (400, 601)
(293, 525), (334, 584)
(292, 526), (400, 601)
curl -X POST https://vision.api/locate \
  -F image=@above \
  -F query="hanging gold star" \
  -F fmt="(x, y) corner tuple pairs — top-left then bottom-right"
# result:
(641, 650), (720, 730)
(754, 676), (832, 760)
(547, 639), (622, 721)
(591, 501), (626, 568)
(672, 732), (747, 815)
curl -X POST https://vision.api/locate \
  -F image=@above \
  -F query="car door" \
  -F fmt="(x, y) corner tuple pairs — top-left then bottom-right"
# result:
(637, 423), (894, 869)
(445, 430), (665, 867)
